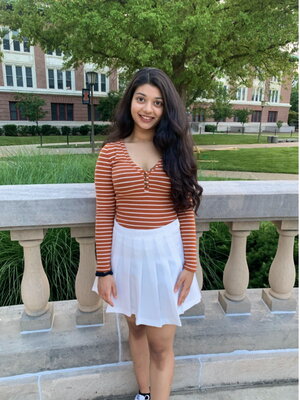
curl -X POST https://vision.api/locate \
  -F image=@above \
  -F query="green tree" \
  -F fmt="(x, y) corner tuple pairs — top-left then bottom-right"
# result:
(233, 108), (252, 133)
(97, 91), (122, 121)
(209, 84), (233, 130)
(290, 74), (298, 113)
(14, 93), (47, 142)
(0, 0), (297, 104)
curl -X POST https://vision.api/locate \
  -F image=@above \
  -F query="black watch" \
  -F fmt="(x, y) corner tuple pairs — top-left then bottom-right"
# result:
(95, 270), (113, 277)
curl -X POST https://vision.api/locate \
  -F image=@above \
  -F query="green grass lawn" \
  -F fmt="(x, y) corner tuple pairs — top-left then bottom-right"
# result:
(0, 132), (298, 146)
(197, 147), (298, 174)
(0, 134), (107, 146)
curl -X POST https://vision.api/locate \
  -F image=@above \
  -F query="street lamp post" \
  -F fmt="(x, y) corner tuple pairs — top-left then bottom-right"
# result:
(258, 100), (266, 143)
(86, 71), (98, 153)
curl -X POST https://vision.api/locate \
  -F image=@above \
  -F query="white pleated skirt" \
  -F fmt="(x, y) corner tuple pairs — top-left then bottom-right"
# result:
(92, 218), (201, 327)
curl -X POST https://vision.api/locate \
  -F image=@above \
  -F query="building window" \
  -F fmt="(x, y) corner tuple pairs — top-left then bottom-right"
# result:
(23, 37), (30, 52)
(65, 71), (72, 90)
(192, 110), (205, 122)
(269, 90), (279, 103)
(5, 65), (13, 86)
(12, 31), (20, 51)
(233, 115), (240, 122)
(252, 88), (263, 102)
(236, 87), (246, 101)
(268, 111), (278, 123)
(86, 72), (107, 92)
(48, 69), (55, 89)
(9, 102), (27, 121)
(3, 32), (10, 50)
(46, 49), (62, 56)
(51, 103), (74, 121)
(101, 74), (106, 92)
(57, 70), (63, 89)
(16, 66), (23, 87)
(25, 67), (33, 87)
(88, 104), (101, 121)
(251, 111), (262, 122)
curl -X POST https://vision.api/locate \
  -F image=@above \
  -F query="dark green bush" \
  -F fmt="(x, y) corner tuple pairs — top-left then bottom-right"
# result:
(40, 125), (53, 136)
(79, 125), (91, 135)
(49, 126), (61, 136)
(0, 127), (3, 136)
(72, 126), (81, 136)
(61, 126), (71, 136)
(205, 124), (216, 132)
(3, 124), (18, 136)
(17, 126), (31, 136)
(94, 124), (110, 135)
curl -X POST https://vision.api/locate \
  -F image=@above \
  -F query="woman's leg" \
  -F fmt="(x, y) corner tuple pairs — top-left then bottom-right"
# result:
(146, 324), (177, 400)
(125, 314), (151, 394)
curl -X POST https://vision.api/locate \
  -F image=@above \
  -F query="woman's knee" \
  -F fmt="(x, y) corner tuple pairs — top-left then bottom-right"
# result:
(125, 315), (146, 337)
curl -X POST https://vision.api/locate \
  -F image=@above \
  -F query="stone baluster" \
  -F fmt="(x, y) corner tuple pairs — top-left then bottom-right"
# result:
(71, 226), (102, 326)
(184, 221), (210, 317)
(262, 220), (298, 311)
(218, 221), (259, 314)
(10, 229), (53, 332)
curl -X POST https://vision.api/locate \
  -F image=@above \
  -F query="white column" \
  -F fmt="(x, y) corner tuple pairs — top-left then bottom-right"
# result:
(262, 220), (298, 311)
(218, 221), (259, 313)
(10, 229), (53, 331)
(71, 226), (102, 326)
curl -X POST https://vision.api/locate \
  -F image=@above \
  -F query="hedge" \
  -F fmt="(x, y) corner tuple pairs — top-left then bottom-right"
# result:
(0, 124), (111, 136)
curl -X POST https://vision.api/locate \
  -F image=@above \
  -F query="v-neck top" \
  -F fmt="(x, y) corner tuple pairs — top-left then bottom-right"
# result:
(94, 140), (198, 273)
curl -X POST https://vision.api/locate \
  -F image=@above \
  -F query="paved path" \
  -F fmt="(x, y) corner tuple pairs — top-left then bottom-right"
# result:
(200, 170), (298, 180)
(195, 142), (298, 151)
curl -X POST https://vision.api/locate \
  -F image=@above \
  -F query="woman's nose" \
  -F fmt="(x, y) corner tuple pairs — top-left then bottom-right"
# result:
(142, 101), (153, 113)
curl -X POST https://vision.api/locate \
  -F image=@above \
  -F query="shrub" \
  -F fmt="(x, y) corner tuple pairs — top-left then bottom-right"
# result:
(72, 126), (81, 136)
(40, 125), (53, 136)
(61, 126), (71, 136)
(94, 124), (110, 135)
(79, 125), (91, 135)
(17, 125), (31, 136)
(0, 127), (3, 136)
(49, 126), (61, 136)
(205, 124), (216, 132)
(3, 124), (18, 136)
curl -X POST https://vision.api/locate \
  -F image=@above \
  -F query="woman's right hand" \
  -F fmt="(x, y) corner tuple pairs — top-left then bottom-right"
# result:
(98, 275), (117, 307)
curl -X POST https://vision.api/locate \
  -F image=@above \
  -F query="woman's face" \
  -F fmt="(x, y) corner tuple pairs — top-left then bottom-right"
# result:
(131, 84), (164, 133)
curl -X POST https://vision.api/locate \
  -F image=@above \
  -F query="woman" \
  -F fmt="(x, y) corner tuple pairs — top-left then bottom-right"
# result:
(92, 67), (203, 400)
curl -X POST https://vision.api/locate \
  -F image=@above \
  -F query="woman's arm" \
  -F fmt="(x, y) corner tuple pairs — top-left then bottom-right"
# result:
(176, 207), (198, 272)
(94, 144), (116, 273)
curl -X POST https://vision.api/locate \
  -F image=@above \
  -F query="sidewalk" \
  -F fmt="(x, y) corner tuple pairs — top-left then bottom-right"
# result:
(200, 170), (298, 180)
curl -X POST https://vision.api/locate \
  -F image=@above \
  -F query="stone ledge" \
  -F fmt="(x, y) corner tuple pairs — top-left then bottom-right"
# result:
(0, 289), (298, 378)
(0, 350), (297, 400)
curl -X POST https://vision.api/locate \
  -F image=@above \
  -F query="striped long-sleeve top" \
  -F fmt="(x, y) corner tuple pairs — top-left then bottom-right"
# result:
(94, 140), (198, 273)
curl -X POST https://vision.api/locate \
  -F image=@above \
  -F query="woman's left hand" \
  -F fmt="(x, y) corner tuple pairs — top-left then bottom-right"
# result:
(174, 269), (194, 306)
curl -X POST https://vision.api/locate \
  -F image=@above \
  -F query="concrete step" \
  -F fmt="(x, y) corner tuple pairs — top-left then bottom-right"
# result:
(169, 383), (299, 400)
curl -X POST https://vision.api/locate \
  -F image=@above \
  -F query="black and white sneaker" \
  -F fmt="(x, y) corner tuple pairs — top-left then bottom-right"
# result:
(134, 394), (151, 400)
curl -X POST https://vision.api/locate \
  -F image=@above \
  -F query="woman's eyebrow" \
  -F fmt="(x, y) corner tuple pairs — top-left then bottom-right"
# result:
(135, 92), (163, 99)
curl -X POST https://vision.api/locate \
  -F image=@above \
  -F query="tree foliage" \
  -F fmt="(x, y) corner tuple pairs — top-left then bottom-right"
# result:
(233, 108), (252, 132)
(209, 84), (233, 126)
(14, 93), (47, 126)
(0, 0), (298, 104)
(97, 91), (122, 121)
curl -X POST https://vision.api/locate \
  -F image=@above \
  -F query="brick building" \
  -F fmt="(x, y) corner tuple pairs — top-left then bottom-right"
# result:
(191, 77), (293, 132)
(0, 29), (293, 132)
(0, 30), (118, 127)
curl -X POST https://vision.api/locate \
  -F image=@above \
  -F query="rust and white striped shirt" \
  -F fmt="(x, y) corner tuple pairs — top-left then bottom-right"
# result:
(95, 140), (198, 272)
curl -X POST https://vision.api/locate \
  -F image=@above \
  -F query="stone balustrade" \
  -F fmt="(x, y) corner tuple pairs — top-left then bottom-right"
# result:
(0, 181), (298, 332)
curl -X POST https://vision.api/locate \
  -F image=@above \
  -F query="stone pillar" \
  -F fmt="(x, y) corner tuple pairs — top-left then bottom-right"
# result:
(262, 220), (298, 311)
(10, 229), (53, 332)
(71, 226), (103, 326)
(184, 222), (210, 317)
(218, 221), (259, 314)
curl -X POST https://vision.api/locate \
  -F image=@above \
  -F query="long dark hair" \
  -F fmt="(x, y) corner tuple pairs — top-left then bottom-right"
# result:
(105, 67), (203, 213)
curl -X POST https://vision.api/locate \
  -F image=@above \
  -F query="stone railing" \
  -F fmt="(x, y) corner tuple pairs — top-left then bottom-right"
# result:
(0, 181), (298, 333)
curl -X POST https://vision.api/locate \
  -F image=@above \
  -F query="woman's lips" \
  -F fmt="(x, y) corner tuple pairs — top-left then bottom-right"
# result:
(138, 114), (154, 122)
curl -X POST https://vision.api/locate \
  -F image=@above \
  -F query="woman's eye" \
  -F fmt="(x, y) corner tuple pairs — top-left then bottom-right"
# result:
(136, 97), (144, 102)
(155, 101), (163, 107)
